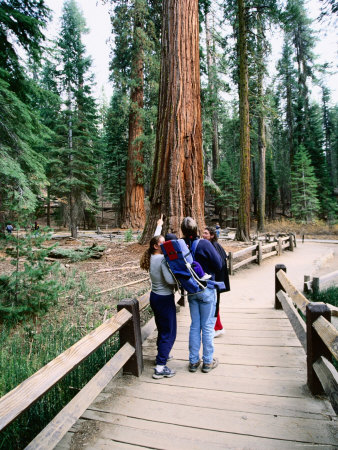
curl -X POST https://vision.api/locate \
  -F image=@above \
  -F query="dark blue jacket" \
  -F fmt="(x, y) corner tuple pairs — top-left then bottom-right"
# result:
(185, 238), (222, 279)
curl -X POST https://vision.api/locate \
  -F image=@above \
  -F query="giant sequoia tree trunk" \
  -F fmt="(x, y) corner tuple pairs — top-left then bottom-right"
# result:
(256, 9), (266, 233)
(236, 0), (251, 241)
(140, 0), (204, 243)
(121, 5), (146, 229)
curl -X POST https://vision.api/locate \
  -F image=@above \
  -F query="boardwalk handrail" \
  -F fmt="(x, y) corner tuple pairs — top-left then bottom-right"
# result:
(274, 266), (338, 414)
(228, 233), (295, 275)
(0, 291), (155, 447)
(304, 270), (338, 295)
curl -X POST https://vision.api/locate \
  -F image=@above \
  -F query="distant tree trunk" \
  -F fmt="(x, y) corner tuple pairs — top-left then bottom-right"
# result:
(121, 4), (146, 229)
(68, 105), (78, 239)
(256, 9), (266, 232)
(236, 0), (251, 241)
(205, 12), (219, 178)
(140, 0), (204, 243)
(46, 186), (51, 227)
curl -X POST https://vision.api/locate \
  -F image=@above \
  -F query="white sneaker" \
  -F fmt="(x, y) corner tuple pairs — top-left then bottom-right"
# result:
(214, 329), (225, 338)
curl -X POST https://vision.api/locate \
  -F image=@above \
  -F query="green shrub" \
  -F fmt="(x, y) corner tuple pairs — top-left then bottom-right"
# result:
(308, 286), (338, 308)
(124, 229), (133, 242)
(0, 228), (64, 322)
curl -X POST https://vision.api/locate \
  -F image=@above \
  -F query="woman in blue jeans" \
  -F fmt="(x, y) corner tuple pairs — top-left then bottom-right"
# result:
(140, 233), (177, 379)
(181, 217), (222, 373)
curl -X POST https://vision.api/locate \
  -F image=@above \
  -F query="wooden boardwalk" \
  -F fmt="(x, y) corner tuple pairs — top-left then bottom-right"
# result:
(57, 301), (337, 449)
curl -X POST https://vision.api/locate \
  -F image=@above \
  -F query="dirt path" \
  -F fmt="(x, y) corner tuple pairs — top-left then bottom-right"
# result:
(222, 241), (337, 310)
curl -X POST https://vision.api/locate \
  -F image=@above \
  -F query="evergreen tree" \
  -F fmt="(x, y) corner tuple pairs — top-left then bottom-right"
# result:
(291, 146), (320, 222)
(0, 0), (50, 227)
(103, 90), (129, 223)
(55, 0), (100, 237)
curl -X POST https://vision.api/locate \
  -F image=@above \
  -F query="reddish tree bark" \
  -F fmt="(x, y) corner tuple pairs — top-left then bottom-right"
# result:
(140, 0), (205, 243)
(121, 6), (146, 229)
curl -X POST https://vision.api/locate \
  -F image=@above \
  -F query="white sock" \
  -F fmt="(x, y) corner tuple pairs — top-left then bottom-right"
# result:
(155, 365), (165, 372)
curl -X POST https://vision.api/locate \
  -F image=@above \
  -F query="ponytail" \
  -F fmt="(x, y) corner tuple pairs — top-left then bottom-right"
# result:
(140, 235), (163, 271)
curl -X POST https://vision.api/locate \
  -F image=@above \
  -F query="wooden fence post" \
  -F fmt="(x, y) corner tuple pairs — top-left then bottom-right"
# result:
(312, 277), (320, 296)
(275, 264), (286, 309)
(229, 252), (234, 275)
(304, 275), (311, 294)
(178, 288), (185, 307)
(257, 241), (262, 265)
(289, 233), (294, 251)
(306, 302), (332, 395)
(117, 298), (143, 376)
(277, 238), (282, 256)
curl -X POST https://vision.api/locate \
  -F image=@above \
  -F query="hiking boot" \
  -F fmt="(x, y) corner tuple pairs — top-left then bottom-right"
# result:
(188, 360), (201, 373)
(214, 329), (225, 338)
(202, 358), (219, 373)
(152, 366), (176, 379)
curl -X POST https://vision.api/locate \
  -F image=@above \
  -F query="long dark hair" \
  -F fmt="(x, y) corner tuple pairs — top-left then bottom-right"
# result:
(140, 235), (163, 271)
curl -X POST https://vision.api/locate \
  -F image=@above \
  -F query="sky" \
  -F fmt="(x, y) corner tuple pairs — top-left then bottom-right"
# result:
(45, 0), (337, 105)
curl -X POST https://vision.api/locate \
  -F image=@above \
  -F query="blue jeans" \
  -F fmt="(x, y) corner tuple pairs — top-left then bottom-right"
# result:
(188, 287), (217, 364)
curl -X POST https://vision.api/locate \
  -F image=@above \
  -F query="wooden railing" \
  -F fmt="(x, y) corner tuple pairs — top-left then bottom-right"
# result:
(275, 265), (338, 414)
(304, 270), (338, 295)
(228, 234), (295, 275)
(0, 291), (163, 449)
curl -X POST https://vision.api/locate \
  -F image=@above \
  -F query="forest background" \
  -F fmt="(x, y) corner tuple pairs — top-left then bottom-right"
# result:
(0, 0), (338, 239)
(0, 1), (338, 447)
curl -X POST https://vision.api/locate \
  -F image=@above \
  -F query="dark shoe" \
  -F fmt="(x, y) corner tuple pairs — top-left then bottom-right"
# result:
(202, 358), (219, 373)
(189, 360), (201, 372)
(152, 366), (176, 379)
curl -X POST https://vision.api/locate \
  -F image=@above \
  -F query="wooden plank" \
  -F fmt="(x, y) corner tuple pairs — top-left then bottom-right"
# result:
(141, 317), (156, 343)
(142, 345), (305, 368)
(142, 355), (307, 382)
(26, 343), (135, 450)
(100, 378), (333, 419)
(261, 242), (278, 251)
(177, 316), (291, 326)
(86, 396), (338, 445)
(277, 290), (307, 350)
(233, 254), (257, 270)
(78, 415), (335, 450)
(277, 269), (310, 313)
(137, 292), (149, 310)
(175, 322), (294, 331)
(262, 250), (278, 260)
(138, 370), (307, 398)
(313, 271), (338, 293)
(157, 334), (301, 347)
(232, 244), (257, 259)
(313, 316), (338, 360)
(313, 356), (338, 414)
(0, 308), (132, 431)
(70, 415), (332, 450)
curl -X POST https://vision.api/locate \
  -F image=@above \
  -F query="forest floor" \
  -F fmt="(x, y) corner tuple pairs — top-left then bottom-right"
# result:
(0, 225), (337, 332)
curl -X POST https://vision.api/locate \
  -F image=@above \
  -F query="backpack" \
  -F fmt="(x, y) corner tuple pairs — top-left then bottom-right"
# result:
(160, 239), (225, 294)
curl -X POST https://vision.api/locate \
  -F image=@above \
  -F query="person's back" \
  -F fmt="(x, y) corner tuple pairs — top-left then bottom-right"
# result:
(189, 238), (222, 279)
(181, 216), (221, 374)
